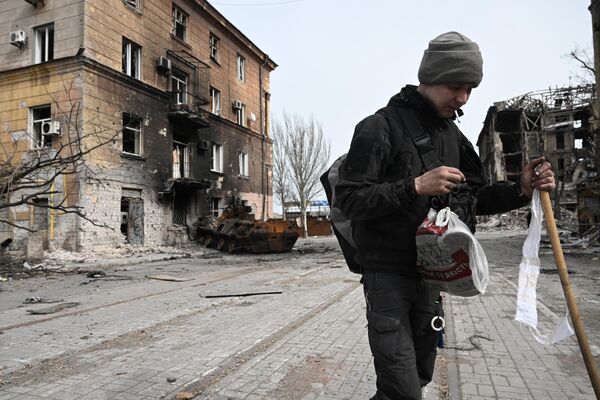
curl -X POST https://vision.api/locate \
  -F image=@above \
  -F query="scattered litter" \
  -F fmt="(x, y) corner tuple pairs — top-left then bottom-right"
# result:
(26, 302), (80, 315)
(115, 372), (127, 376)
(540, 268), (576, 275)
(175, 392), (195, 400)
(203, 291), (282, 299)
(446, 334), (493, 351)
(167, 377), (177, 383)
(146, 274), (193, 282)
(23, 297), (63, 304)
(23, 261), (46, 271)
(0, 277), (8, 282)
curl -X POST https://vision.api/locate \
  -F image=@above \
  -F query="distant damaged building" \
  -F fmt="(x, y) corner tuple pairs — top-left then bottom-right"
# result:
(0, 0), (276, 257)
(477, 84), (599, 235)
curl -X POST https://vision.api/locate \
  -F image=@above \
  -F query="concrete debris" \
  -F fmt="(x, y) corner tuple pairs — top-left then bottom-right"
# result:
(23, 297), (63, 304)
(26, 302), (80, 315)
(476, 211), (528, 232)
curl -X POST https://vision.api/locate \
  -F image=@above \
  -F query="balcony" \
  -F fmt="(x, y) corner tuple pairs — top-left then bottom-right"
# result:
(168, 90), (210, 128)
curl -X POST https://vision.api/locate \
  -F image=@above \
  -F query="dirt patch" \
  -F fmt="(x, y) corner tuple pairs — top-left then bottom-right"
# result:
(267, 355), (341, 400)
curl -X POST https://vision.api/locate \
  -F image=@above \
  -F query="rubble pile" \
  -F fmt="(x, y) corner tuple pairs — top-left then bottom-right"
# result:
(476, 210), (529, 232)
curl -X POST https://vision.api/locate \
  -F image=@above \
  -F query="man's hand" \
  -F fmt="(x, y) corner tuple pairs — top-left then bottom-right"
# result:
(414, 166), (466, 196)
(520, 156), (555, 198)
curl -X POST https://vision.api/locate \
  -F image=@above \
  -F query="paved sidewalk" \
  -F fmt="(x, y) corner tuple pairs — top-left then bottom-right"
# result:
(445, 270), (597, 400)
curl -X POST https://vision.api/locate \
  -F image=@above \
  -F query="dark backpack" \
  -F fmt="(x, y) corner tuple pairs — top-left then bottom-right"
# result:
(320, 155), (361, 273)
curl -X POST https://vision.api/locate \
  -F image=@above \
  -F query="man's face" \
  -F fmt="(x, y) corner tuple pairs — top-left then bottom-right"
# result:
(418, 84), (473, 118)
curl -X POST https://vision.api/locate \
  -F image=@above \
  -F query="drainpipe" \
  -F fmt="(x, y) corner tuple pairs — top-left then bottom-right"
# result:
(259, 55), (269, 221)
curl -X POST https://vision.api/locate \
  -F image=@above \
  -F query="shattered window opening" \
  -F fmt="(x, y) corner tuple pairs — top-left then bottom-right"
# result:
(237, 54), (245, 81)
(209, 33), (219, 62)
(172, 5), (187, 41)
(172, 140), (190, 179)
(235, 103), (246, 126)
(171, 69), (188, 105)
(556, 134), (565, 150)
(34, 23), (54, 64)
(122, 112), (142, 155)
(31, 105), (52, 148)
(122, 38), (141, 79)
(211, 143), (223, 173)
(210, 86), (221, 115)
(238, 152), (248, 176)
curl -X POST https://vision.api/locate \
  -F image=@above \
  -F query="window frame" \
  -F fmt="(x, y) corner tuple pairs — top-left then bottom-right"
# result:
(236, 54), (245, 82)
(34, 23), (54, 64)
(172, 140), (190, 178)
(210, 86), (221, 115)
(30, 105), (52, 148)
(122, 38), (142, 79)
(171, 69), (188, 105)
(209, 33), (220, 63)
(211, 143), (223, 173)
(235, 103), (246, 126)
(122, 112), (142, 156)
(238, 152), (248, 176)
(172, 4), (188, 41)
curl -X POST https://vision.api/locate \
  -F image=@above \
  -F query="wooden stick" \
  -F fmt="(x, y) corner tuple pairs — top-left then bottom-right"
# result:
(539, 190), (600, 399)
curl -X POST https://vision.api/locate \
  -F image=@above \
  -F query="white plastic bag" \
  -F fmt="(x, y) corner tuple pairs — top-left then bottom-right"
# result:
(415, 207), (489, 297)
(515, 190), (574, 345)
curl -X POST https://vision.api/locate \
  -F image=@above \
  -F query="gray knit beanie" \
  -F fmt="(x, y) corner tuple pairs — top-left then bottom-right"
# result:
(418, 31), (483, 87)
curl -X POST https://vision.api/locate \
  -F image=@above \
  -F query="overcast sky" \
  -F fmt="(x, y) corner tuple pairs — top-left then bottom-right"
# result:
(211, 0), (594, 171)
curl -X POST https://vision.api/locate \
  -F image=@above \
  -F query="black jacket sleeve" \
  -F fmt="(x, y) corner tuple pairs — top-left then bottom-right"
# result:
(334, 113), (417, 221)
(458, 133), (530, 215)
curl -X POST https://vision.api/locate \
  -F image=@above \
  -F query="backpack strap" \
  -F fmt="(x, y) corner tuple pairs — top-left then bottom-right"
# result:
(377, 106), (441, 172)
(397, 107), (442, 171)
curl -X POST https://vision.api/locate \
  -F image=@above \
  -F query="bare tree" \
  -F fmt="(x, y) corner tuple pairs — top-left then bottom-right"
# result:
(0, 80), (118, 232)
(275, 112), (330, 238)
(564, 45), (596, 85)
(271, 118), (291, 220)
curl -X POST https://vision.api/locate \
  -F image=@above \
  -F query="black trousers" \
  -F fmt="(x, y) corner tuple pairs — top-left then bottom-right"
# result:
(362, 270), (442, 400)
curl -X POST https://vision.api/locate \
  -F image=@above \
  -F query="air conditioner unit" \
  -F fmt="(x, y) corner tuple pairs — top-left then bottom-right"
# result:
(156, 56), (171, 73)
(9, 30), (26, 48)
(233, 100), (243, 109)
(41, 120), (60, 136)
(198, 140), (209, 151)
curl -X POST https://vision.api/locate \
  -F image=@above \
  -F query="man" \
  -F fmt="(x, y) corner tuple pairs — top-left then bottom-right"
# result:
(334, 32), (555, 400)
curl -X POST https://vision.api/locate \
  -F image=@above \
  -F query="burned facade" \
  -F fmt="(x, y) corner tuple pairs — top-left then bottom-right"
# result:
(0, 0), (276, 256)
(477, 84), (599, 235)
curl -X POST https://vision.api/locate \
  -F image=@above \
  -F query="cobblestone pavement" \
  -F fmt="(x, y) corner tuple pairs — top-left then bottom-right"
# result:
(445, 271), (597, 400)
(0, 235), (598, 399)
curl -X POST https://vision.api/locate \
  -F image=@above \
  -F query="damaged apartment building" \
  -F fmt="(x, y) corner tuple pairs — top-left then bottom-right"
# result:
(0, 0), (276, 256)
(477, 84), (600, 235)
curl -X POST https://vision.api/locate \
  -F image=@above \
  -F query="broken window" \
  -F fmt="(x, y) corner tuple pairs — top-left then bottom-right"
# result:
(557, 158), (565, 171)
(34, 23), (54, 64)
(172, 141), (190, 179)
(122, 113), (142, 155)
(122, 38), (141, 79)
(239, 152), (248, 176)
(212, 197), (222, 217)
(171, 69), (188, 105)
(556, 134), (565, 149)
(212, 143), (223, 172)
(172, 5), (187, 41)
(575, 138), (583, 149)
(210, 87), (221, 115)
(31, 105), (52, 148)
(209, 33), (219, 62)
(237, 54), (245, 82)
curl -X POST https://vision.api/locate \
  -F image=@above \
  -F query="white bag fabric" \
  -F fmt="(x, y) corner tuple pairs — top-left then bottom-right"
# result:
(515, 190), (574, 345)
(416, 207), (489, 297)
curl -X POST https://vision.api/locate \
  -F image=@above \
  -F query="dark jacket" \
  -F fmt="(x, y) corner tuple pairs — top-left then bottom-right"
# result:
(335, 85), (529, 275)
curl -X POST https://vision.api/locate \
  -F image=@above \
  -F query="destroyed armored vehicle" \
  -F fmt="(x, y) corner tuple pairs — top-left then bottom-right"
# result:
(195, 198), (299, 253)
